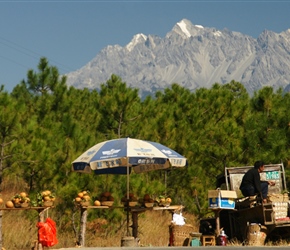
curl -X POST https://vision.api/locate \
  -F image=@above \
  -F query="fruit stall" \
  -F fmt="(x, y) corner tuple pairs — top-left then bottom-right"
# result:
(0, 190), (55, 250)
(74, 191), (184, 247)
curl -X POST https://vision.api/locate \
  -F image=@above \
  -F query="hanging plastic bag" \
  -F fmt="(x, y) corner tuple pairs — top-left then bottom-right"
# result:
(37, 217), (58, 247)
(172, 212), (186, 225)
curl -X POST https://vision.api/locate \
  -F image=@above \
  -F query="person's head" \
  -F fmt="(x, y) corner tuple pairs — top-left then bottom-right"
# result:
(254, 160), (265, 172)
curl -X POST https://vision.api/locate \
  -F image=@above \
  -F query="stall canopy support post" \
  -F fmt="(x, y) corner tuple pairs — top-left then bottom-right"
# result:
(79, 207), (88, 247)
(214, 209), (221, 235)
(0, 211), (2, 250)
(126, 163), (130, 236)
(131, 212), (138, 238)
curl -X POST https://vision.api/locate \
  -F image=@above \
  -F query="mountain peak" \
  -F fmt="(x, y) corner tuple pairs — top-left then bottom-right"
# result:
(65, 20), (290, 98)
(176, 19), (192, 38)
(126, 33), (147, 51)
(176, 19), (204, 37)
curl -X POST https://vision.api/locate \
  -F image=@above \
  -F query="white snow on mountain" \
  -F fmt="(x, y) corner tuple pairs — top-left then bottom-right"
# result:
(65, 19), (290, 98)
(126, 33), (147, 51)
(195, 25), (204, 29)
(177, 20), (191, 38)
(214, 30), (222, 36)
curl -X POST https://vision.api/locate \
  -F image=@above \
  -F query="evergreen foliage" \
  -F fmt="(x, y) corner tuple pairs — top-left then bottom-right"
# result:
(2, 57), (290, 234)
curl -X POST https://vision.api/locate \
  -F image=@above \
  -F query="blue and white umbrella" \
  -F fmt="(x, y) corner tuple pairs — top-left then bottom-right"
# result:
(72, 138), (187, 236)
(72, 137), (187, 175)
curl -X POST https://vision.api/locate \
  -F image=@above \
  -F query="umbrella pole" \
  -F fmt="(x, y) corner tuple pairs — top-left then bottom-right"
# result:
(165, 171), (167, 196)
(126, 163), (130, 236)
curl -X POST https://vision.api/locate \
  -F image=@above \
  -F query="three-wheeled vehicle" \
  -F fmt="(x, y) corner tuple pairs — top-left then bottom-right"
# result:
(201, 163), (290, 244)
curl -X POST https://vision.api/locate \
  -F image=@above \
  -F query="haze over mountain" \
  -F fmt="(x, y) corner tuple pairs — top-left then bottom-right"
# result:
(65, 19), (290, 97)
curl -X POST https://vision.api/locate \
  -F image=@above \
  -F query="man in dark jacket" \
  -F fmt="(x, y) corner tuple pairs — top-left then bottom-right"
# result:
(240, 161), (275, 203)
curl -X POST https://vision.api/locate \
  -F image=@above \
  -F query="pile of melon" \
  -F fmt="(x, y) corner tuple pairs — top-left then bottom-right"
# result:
(121, 193), (138, 207)
(141, 194), (155, 207)
(41, 190), (55, 204)
(99, 191), (114, 206)
(6, 192), (30, 208)
(74, 191), (91, 206)
(156, 195), (172, 206)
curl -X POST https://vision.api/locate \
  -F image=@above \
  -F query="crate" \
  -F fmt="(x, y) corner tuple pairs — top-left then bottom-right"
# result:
(268, 193), (288, 202)
(169, 223), (194, 246)
(208, 189), (237, 209)
(273, 202), (288, 219)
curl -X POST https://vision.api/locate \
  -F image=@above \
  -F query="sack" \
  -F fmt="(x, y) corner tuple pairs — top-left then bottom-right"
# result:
(37, 217), (58, 247)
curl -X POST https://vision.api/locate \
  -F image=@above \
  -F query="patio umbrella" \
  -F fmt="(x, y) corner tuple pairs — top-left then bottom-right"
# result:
(72, 137), (187, 235)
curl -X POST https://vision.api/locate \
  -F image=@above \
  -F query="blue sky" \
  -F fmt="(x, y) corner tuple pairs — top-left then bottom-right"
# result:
(1, 0), (290, 92)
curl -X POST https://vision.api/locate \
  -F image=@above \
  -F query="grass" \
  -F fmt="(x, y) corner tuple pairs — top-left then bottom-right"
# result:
(0, 182), (200, 249)
(1, 181), (290, 249)
(2, 203), (290, 249)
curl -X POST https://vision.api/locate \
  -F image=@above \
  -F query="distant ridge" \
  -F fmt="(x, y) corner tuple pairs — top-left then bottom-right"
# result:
(65, 19), (290, 98)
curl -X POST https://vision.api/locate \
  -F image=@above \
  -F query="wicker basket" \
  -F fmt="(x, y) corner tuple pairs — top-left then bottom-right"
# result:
(13, 202), (21, 208)
(21, 202), (30, 208)
(246, 224), (267, 246)
(43, 201), (54, 207)
(268, 193), (289, 202)
(159, 202), (171, 207)
(80, 201), (90, 207)
(169, 223), (194, 246)
(101, 201), (114, 207)
(123, 201), (138, 207)
(144, 202), (154, 208)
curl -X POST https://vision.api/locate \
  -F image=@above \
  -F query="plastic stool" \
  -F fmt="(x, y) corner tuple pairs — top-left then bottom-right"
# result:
(190, 238), (201, 246)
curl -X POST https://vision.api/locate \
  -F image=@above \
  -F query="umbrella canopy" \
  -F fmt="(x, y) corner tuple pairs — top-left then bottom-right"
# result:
(72, 138), (187, 175)
(72, 138), (187, 237)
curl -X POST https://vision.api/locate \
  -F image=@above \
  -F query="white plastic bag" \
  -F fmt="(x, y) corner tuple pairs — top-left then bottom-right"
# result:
(172, 212), (186, 225)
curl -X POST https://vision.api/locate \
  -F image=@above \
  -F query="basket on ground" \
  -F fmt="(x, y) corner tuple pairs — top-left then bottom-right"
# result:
(246, 224), (267, 246)
(169, 223), (195, 246)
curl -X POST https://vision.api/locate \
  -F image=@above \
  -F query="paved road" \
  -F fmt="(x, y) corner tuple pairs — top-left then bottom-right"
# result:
(54, 247), (288, 250)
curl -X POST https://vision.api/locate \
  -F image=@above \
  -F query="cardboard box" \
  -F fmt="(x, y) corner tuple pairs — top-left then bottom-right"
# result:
(208, 189), (237, 209)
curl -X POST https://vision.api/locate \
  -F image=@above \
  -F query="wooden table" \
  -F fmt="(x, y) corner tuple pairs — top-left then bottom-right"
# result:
(0, 206), (53, 250)
(78, 205), (184, 247)
(128, 205), (184, 238)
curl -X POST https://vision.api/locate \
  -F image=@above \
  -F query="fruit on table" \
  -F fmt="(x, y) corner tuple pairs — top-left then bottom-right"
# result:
(156, 195), (172, 206)
(33, 190), (56, 207)
(144, 194), (150, 201)
(166, 197), (172, 203)
(94, 200), (101, 206)
(100, 192), (114, 202)
(5, 200), (14, 208)
(19, 192), (27, 198)
(74, 191), (91, 204)
(122, 193), (138, 207)
(143, 194), (154, 203)
(12, 192), (31, 206)
(0, 197), (3, 205)
(122, 193), (137, 202)
(102, 191), (111, 198)
(40, 190), (55, 202)
(83, 194), (91, 201)
(77, 192), (84, 198)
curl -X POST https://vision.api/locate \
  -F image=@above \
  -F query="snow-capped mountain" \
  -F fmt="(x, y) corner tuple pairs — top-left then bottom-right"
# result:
(65, 19), (290, 97)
